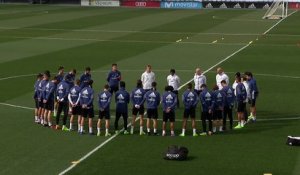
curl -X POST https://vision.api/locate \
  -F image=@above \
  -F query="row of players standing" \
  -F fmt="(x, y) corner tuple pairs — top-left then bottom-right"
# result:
(33, 64), (259, 136)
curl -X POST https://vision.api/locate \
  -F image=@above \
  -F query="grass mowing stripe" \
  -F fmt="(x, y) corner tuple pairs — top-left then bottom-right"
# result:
(58, 116), (141, 175)
(263, 10), (298, 35)
(60, 13), (296, 175)
(179, 10), (298, 90)
(0, 35), (248, 46)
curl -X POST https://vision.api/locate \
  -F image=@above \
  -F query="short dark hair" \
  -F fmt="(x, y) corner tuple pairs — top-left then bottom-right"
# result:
(221, 80), (227, 84)
(58, 66), (64, 71)
(120, 81), (125, 88)
(71, 69), (77, 74)
(165, 85), (173, 91)
(53, 75), (59, 81)
(200, 84), (207, 89)
(187, 83), (193, 89)
(85, 67), (91, 71)
(104, 84), (109, 89)
(44, 70), (51, 78)
(236, 76), (241, 82)
(75, 79), (80, 85)
(170, 69), (175, 74)
(37, 73), (43, 79)
(88, 80), (93, 86)
(151, 81), (157, 88)
(112, 63), (117, 67)
(213, 84), (219, 91)
(137, 79), (143, 88)
(235, 72), (241, 78)
(244, 71), (253, 77)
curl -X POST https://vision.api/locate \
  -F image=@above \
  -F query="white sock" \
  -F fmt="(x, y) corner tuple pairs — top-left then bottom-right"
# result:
(147, 128), (150, 132)
(250, 112), (253, 116)
(140, 126), (143, 133)
(182, 129), (185, 134)
(241, 120), (245, 127)
(69, 123), (73, 130)
(80, 126), (83, 132)
(78, 124), (80, 130)
(162, 130), (166, 135)
(213, 127), (216, 132)
(219, 126), (223, 131)
(238, 122), (241, 126)
(41, 119), (44, 125)
(89, 127), (93, 133)
(154, 128), (157, 133)
(171, 130), (174, 135)
(97, 128), (100, 134)
(106, 129), (109, 133)
(193, 129), (196, 134)
(35, 116), (38, 121)
(131, 126), (134, 132)
(48, 122), (52, 126)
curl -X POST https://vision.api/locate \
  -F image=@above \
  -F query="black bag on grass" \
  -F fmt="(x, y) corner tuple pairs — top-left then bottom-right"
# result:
(164, 145), (189, 161)
(286, 136), (300, 146)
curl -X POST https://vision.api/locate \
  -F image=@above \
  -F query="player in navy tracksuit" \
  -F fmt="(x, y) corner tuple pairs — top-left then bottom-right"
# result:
(42, 75), (58, 127)
(80, 67), (92, 89)
(245, 72), (259, 122)
(162, 86), (177, 137)
(97, 84), (112, 137)
(199, 84), (213, 136)
(54, 66), (65, 117)
(130, 80), (146, 135)
(179, 83), (199, 137)
(107, 63), (121, 94)
(221, 80), (235, 130)
(56, 66), (65, 82)
(144, 82), (160, 136)
(234, 77), (247, 129)
(68, 79), (81, 132)
(115, 81), (130, 134)
(212, 85), (225, 133)
(56, 79), (70, 131)
(34, 73), (43, 123)
(37, 71), (50, 125)
(79, 80), (94, 135)
(64, 69), (77, 89)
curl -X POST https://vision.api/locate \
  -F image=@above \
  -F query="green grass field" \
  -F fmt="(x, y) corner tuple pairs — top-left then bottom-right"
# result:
(0, 4), (300, 175)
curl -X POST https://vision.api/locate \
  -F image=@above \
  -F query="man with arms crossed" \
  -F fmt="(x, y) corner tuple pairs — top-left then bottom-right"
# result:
(194, 68), (206, 95)
(107, 63), (121, 95)
(216, 67), (229, 90)
(141, 65), (155, 92)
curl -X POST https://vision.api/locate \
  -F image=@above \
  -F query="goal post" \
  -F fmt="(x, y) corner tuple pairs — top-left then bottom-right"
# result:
(263, 0), (288, 19)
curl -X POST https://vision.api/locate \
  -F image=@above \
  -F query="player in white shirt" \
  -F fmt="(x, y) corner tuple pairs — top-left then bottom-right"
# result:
(232, 72), (241, 96)
(193, 68), (206, 95)
(141, 65), (155, 91)
(242, 75), (251, 122)
(216, 67), (229, 90)
(167, 69), (180, 108)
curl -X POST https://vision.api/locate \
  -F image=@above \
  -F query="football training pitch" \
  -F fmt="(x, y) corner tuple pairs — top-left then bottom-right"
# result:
(0, 4), (299, 175)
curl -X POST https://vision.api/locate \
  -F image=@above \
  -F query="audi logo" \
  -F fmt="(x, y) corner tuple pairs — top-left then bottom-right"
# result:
(135, 2), (147, 6)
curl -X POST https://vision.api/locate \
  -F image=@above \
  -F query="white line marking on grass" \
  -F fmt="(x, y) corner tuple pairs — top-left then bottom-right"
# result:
(2, 12), (298, 174)
(178, 10), (298, 90)
(58, 116), (139, 175)
(1, 36), (247, 46)
(0, 74), (36, 81)
(263, 10), (298, 35)
(0, 102), (35, 110)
